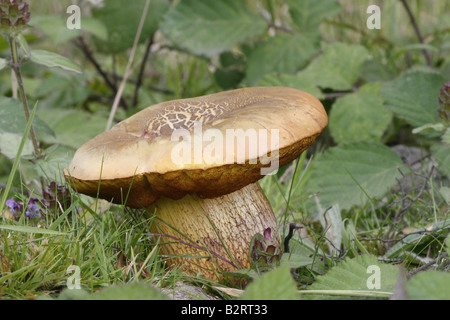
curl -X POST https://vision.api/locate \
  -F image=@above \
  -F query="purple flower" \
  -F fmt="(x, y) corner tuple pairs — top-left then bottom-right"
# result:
(5, 199), (21, 216)
(25, 198), (41, 218)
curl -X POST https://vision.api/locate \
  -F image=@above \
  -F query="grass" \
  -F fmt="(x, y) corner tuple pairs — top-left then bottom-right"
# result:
(1, 0), (449, 300)
(0, 144), (449, 299)
(1, 196), (161, 298)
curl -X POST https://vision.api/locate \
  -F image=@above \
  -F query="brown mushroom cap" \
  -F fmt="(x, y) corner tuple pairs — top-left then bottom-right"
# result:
(64, 87), (327, 208)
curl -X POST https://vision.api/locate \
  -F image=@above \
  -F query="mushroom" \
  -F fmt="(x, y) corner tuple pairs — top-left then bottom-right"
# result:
(64, 87), (327, 280)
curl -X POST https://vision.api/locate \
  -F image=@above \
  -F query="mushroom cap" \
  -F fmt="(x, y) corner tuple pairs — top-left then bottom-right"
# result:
(64, 87), (327, 208)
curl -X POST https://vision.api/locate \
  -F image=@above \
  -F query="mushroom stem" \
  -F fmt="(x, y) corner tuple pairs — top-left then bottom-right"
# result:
(149, 182), (279, 280)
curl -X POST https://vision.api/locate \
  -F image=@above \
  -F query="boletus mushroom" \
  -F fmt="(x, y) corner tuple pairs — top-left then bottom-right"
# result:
(64, 87), (327, 280)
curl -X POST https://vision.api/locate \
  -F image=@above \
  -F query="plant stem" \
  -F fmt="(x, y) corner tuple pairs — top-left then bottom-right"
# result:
(8, 35), (42, 158)
(399, 0), (432, 67)
(132, 36), (154, 108)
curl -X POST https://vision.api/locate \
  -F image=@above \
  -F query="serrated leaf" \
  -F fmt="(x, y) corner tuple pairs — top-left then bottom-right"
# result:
(35, 74), (90, 110)
(281, 252), (315, 269)
(380, 71), (446, 129)
(298, 43), (369, 91)
(79, 17), (108, 41)
(30, 49), (82, 74)
(303, 142), (407, 213)
(93, 0), (169, 54)
(305, 255), (398, 299)
(257, 73), (324, 99)
(245, 33), (319, 85)
(0, 97), (54, 158)
(32, 15), (108, 44)
(161, 0), (266, 57)
(35, 145), (74, 183)
(406, 271), (450, 300)
(329, 87), (392, 143)
(442, 128), (450, 145)
(286, 0), (341, 33)
(0, 97), (54, 138)
(431, 143), (450, 178)
(37, 109), (108, 149)
(240, 264), (300, 300)
(30, 15), (76, 44)
(0, 132), (34, 158)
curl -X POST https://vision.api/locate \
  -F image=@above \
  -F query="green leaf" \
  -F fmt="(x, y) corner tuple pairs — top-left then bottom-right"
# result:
(0, 224), (67, 236)
(240, 264), (300, 300)
(17, 34), (31, 58)
(35, 74), (90, 110)
(79, 17), (108, 41)
(30, 49), (82, 74)
(298, 43), (369, 91)
(329, 85), (392, 143)
(380, 71), (446, 129)
(30, 15), (76, 44)
(412, 123), (445, 135)
(0, 132), (34, 158)
(93, 0), (169, 54)
(161, 0), (266, 57)
(245, 33), (319, 85)
(0, 97), (54, 138)
(304, 255), (398, 299)
(440, 187), (450, 205)
(257, 73), (324, 99)
(442, 128), (450, 145)
(431, 143), (450, 178)
(303, 142), (407, 213)
(0, 97), (54, 158)
(37, 109), (108, 149)
(35, 145), (74, 183)
(0, 101), (39, 214)
(406, 271), (450, 300)
(0, 57), (6, 70)
(31, 15), (108, 43)
(286, 0), (341, 33)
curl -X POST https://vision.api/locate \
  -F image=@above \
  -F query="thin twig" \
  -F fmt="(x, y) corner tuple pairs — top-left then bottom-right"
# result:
(8, 36), (41, 157)
(399, 0), (432, 66)
(408, 252), (448, 278)
(75, 37), (115, 93)
(387, 166), (435, 241)
(75, 37), (130, 110)
(132, 36), (154, 108)
(283, 222), (303, 253)
(106, 0), (151, 130)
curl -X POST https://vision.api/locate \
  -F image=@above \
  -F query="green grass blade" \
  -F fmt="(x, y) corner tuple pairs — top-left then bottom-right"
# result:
(0, 101), (39, 215)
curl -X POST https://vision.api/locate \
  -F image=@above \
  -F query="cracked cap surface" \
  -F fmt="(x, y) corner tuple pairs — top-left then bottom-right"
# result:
(64, 87), (328, 208)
